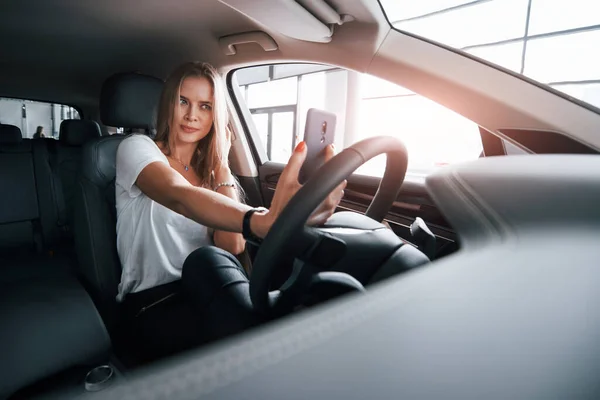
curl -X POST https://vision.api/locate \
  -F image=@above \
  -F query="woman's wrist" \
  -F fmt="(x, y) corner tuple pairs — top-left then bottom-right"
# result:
(214, 166), (232, 182)
(213, 167), (237, 200)
(249, 210), (273, 239)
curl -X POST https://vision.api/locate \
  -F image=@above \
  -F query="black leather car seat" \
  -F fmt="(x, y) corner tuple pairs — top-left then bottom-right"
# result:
(46, 120), (102, 241)
(0, 124), (110, 398)
(72, 73), (163, 331)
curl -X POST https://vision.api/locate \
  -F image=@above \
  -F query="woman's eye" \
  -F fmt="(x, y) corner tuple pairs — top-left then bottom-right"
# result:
(179, 98), (188, 105)
(201, 104), (212, 111)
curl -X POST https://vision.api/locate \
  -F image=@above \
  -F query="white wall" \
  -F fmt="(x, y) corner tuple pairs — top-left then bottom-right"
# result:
(0, 98), (78, 138)
(25, 101), (52, 138)
(0, 98), (24, 132)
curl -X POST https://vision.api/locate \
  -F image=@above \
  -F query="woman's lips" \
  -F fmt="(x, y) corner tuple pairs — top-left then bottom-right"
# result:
(181, 125), (199, 133)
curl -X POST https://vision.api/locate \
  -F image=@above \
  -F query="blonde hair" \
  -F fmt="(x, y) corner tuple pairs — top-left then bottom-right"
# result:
(155, 62), (230, 188)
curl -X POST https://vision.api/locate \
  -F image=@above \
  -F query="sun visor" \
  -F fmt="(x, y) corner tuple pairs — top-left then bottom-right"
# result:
(218, 0), (353, 43)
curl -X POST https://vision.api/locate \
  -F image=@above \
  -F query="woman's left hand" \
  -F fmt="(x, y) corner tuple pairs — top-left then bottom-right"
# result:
(257, 142), (346, 238)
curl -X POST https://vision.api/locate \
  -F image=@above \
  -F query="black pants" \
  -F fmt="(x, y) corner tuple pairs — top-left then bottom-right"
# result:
(121, 244), (426, 362)
(121, 246), (262, 362)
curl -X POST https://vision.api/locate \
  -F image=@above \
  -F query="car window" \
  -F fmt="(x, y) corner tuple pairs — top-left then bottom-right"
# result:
(232, 64), (482, 177)
(379, 0), (600, 109)
(0, 97), (80, 139)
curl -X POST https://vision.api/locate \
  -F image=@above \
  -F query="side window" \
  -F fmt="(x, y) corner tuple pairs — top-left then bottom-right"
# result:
(0, 97), (80, 139)
(232, 64), (482, 176)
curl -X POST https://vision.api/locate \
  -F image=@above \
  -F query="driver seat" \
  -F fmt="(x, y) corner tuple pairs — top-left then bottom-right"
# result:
(74, 72), (238, 362)
(72, 72), (163, 330)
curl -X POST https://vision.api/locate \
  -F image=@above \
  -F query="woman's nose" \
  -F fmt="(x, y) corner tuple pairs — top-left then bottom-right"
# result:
(185, 107), (199, 121)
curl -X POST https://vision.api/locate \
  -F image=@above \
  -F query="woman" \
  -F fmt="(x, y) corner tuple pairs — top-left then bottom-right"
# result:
(33, 126), (45, 139)
(115, 62), (344, 358)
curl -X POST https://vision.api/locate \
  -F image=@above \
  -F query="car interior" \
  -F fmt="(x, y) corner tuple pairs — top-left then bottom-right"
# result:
(1, 0), (600, 399)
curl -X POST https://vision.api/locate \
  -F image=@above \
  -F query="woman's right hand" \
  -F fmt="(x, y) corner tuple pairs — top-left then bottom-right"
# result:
(252, 141), (346, 238)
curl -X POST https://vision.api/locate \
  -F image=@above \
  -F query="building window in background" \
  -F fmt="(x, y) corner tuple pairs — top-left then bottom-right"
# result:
(233, 63), (482, 177)
(0, 97), (80, 139)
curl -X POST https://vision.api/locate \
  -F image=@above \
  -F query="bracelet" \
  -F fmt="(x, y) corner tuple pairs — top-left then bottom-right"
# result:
(213, 182), (236, 192)
(242, 207), (268, 246)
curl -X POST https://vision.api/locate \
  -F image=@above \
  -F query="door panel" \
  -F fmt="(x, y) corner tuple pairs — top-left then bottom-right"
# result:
(237, 176), (265, 208)
(257, 161), (458, 259)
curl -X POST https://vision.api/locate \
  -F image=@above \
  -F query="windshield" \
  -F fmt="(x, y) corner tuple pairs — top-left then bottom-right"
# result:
(379, 0), (600, 109)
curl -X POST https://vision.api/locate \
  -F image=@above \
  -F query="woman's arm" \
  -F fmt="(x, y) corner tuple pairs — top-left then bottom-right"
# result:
(136, 161), (272, 237)
(135, 142), (343, 242)
(212, 167), (246, 255)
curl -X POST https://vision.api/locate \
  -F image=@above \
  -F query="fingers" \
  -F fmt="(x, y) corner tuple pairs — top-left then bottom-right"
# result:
(307, 179), (347, 226)
(322, 143), (335, 162)
(307, 209), (335, 226)
(280, 141), (307, 186)
(268, 142), (306, 218)
(275, 142), (343, 227)
(283, 143), (335, 185)
(334, 179), (347, 201)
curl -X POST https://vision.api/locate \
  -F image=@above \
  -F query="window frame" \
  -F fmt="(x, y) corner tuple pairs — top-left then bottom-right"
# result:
(235, 64), (345, 165)
(228, 62), (487, 175)
(376, 0), (600, 116)
(250, 105), (297, 160)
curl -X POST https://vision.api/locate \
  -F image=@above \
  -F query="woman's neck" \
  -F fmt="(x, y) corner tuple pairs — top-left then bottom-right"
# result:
(169, 140), (196, 166)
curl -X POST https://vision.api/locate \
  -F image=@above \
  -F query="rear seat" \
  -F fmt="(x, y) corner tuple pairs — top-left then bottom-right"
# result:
(0, 123), (110, 398)
(0, 120), (101, 276)
(0, 124), (41, 254)
(46, 119), (102, 241)
(0, 123), (65, 280)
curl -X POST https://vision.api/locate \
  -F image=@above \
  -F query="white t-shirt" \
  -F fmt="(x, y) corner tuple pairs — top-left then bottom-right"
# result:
(115, 134), (213, 301)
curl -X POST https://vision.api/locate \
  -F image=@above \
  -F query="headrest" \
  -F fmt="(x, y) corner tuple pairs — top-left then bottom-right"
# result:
(0, 124), (23, 144)
(59, 120), (102, 146)
(81, 135), (126, 188)
(100, 73), (164, 129)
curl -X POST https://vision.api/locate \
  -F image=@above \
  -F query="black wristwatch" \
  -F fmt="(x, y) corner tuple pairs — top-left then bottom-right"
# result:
(242, 207), (268, 246)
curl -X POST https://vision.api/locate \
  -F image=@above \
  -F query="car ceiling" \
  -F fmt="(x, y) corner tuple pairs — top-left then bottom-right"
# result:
(0, 0), (254, 108)
(0, 0), (384, 114)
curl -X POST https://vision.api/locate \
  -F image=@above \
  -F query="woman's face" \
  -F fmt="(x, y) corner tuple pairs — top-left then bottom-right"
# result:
(171, 76), (214, 145)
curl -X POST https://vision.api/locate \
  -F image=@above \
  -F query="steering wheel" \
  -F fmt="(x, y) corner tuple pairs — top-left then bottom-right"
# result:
(250, 136), (410, 315)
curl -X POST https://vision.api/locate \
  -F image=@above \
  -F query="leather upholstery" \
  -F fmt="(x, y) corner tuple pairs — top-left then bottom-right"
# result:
(74, 72), (163, 327)
(0, 149), (39, 252)
(0, 125), (53, 253)
(50, 120), (102, 236)
(0, 123), (23, 143)
(0, 273), (110, 398)
(0, 125), (62, 250)
(73, 135), (125, 326)
(0, 123), (111, 397)
(59, 119), (102, 146)
(32, 139), (63, 247)
(100, 73), (163, 129)
(81, 135), (123, 188)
